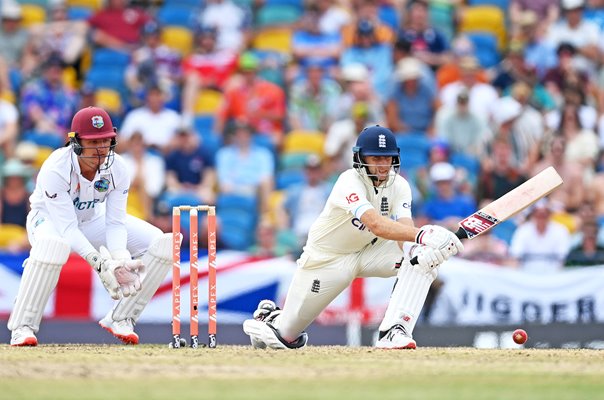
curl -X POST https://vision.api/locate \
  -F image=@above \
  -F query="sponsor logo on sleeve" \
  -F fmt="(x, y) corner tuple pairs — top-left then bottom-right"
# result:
(346, 193), (359, 204)
(45, 191), (57, 199)
(402, 202), (411, 209)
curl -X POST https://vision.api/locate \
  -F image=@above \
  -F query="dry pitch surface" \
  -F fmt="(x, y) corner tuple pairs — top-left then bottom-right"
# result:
(1, 345), (603, 400)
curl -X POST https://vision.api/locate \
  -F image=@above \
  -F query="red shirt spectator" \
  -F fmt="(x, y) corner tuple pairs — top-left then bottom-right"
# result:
(88, 0), (151, 50)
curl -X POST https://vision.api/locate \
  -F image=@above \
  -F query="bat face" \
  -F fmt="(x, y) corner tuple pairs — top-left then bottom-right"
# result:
(457, 166), (563, 240)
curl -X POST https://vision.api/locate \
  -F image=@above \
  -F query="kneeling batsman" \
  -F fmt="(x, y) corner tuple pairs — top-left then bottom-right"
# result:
(243, 227), (460, 350)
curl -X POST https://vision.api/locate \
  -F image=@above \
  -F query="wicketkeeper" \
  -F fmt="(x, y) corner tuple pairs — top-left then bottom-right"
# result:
(8, 106), (179, 346)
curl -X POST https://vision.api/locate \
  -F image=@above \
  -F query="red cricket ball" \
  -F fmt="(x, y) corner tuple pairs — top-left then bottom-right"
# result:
(513, 329), (528, 345)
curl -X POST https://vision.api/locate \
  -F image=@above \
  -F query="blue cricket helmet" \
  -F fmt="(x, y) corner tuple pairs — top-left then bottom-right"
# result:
(352, 125), (400, 184)
(353, 125), (399, 158)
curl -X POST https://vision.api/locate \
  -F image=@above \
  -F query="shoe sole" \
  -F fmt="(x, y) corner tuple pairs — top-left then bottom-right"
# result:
(99, 322), (139, 345)
(375, 340), (417, 350)
(10, 337), (38, 347)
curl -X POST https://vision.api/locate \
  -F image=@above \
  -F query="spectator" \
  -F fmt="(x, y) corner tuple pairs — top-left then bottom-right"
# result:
(282, 154), (332, 248)
(0, 158), (34, 252)
(341, 0), (393, 47)
(509, 199), (572, 273)
(555, 102), (599, 175)
(490, 96), (539, 174)
(0, 1), (36, 80)
(398, 0), (450, 69)
(510, 0), (560, 29)
(199, 0), (252, 52)
(511, 82), (546, 155)
(517, 11), (558, 79)
(119, 84), (182, 153)
(324, 101), (373, 174)
(546, 0), (601, 78)
(435, 90), (491, 159)
(125, 21), (182, 109)
(435, 35), (488, 90)
(120, 131), (166, 220)
(290, 8), (342, 77)
(28, 1), (89, 79)
(420, 162), (476, 230)
(181, 25), (238, 125)
(592, 169), (604, 220)
(19, 53), (79, 143)
(392, 35), (436, 92)
(532, 136), (585, 213)
(0, 89), (18, 159)
(288, 63), (342, 132)
(164, 127), (217, 206)
(542, 43), (590, 107)
(215, 121), (274, 214)
(479, 137), (527, 202)
(215, 52), (286, 147)
(340, 19), (393, 97)
(87, 0), (151, 52)
(439, 56), (499, 123)
(386, 57), (436, 134)
(565, 219), (604, 266)
(314, 0), (351, 36)
(335, 63), (384, 123)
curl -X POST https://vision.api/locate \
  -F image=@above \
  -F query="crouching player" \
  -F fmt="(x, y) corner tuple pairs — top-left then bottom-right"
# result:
(8, 107), (179, 346)
(243, 126), (463, 349)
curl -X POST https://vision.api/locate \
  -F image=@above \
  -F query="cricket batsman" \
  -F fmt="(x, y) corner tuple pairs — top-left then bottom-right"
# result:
(244, 125), (464, 349)
(8, 106), (178, 346)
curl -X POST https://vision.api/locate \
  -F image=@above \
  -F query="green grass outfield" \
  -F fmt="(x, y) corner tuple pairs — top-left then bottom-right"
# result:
(1, 345), (603, 400)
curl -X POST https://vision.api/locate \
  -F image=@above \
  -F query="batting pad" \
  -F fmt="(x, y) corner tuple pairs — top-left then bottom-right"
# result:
(8, 236), (70, 332)
(112, 233), (177, 321)
(378, 261), (438, 335)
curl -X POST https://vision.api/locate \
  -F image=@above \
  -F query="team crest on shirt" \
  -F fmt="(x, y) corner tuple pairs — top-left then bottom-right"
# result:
(380, 197), (389, 216)
(94, 177), (110, 192)
(91, 115), (104, 129)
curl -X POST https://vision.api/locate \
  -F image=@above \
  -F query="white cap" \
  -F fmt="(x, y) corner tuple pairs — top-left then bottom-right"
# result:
(342, 63), (369, 82)
(491, 96), (522, 126)
(1, 1), (22, 19)
(430, 162), (456, 182)
(396, 58), (422, 82)
(561, 0), (584, 10)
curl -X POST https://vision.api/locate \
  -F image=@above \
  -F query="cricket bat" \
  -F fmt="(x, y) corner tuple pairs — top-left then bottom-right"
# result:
(412, 166), (563, 264)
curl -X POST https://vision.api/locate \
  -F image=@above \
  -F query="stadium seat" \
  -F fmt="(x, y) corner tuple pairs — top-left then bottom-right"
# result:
(157, 5), (197, 28)
(279, 152), (309, 170)
(378, 4), (399, 30)
(67, 6), (93, 20)
(95, 88), (123, 115)
(62, 66), (78, 90)
(466, 32), (500, 68)
(20, 4), (46, 27)
(256, 4), (302, 27)
(67, 0), (102, 10)
(194, 89), (223, 114)
(467, 0), (510, 12)
(450, 152), (482, 178)
(216, 194), (259, 250)
(265, 0), (304, 9)
(276, 169), (306, 190)
(459, 6), (507, 50)
(161, 25), (194, 56)
(91, 48), (130, 68)
(193, 115), (216, 136)
(21, 131), (64, 150)
(217, 193), (259, 214)
(162, 0), (204, 7)
(491, 219), (517, 245)
(283, 130), (325, 156)
(85, 67), (125, 92)
(395, 132), (431, 154)
(252, 28), (292, 55)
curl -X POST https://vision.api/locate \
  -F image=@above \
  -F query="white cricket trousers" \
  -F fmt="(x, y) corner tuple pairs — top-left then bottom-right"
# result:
(276, 239), (403, 341)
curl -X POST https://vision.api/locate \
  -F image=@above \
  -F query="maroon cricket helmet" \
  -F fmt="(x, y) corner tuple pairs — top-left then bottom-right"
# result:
(70, 107), (117, 139)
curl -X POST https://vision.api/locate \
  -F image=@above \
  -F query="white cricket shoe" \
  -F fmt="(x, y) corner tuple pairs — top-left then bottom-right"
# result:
(99, 313), (139, 345)
(10, 326), (38, 347)
(375, 324), (417, 350)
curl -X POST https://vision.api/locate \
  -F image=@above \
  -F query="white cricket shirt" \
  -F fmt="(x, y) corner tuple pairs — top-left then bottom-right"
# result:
(29, 147), (130, 257)
(303, 169), (413, 256)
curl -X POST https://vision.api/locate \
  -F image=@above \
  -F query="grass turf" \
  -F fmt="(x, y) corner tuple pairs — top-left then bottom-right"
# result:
(1, 345), (603, 400)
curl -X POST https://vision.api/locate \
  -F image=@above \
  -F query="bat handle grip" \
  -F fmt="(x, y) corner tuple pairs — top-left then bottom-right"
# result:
(409, 227), (468, 266)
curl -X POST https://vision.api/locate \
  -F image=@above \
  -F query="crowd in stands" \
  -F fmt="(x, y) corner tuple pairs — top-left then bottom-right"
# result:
(1, 0), (604, 272)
